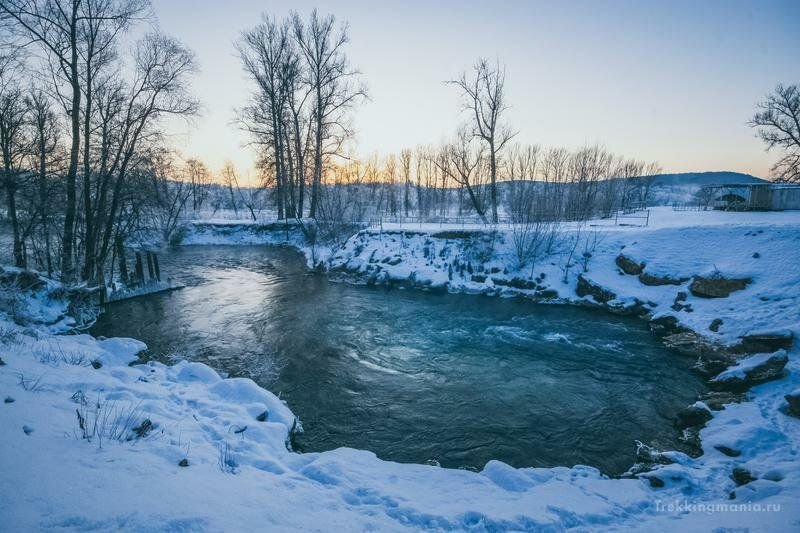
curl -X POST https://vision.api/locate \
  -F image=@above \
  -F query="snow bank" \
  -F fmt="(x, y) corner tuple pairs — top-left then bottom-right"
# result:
(2, 318), (798, 530)
(177, 219), (333, 268)
(329, 207), (800, 346)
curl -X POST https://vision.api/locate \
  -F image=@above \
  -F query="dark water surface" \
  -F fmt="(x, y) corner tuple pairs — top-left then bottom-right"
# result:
(92, 245), (705, 474)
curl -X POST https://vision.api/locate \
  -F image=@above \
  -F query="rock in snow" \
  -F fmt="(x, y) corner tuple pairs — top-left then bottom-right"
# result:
(738, 330), (795, 353)
(615, 254), (645, 275)
(689, 274), (752, 298)
(711, 350), (789, 391)
(576, 274), (616, 304)
(675, 403), (713, 429)
(785, 388), (800, 417)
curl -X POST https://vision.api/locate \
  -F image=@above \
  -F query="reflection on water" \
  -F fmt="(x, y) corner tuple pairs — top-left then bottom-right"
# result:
(92, 245), (706, 474)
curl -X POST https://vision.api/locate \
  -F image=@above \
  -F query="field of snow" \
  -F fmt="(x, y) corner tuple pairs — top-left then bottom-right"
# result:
(1, 206), (799, 531)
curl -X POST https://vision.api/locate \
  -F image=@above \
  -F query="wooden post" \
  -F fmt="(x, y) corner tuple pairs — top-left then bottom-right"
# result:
(135, 252), (145, 286)
(116, 237), (129, 284)
(153, 254), (161, 282)
(146, 252), (155, 281)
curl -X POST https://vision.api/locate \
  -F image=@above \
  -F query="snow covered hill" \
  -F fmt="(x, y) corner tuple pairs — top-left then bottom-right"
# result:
(647, 171), (767, 205)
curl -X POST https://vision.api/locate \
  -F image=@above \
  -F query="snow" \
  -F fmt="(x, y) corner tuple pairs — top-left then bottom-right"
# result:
(2, 206), (800, 530)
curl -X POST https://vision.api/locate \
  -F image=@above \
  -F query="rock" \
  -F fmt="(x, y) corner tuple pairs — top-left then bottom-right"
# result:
(700, 390), (745, 411)
(178, 458), (189, 467)
(4, 396), (14, 404)
(752, 252), (760, 258)
(714, 445), (741, 457)
(784, 389), (800, 417)
(576, 275), (616, 304)
(711, 350), (788, 391)
(609, 299), (653, 319)
(731, 467), (756, 486)
(91, 360), (102, 369)
(649, 315), (689, 337)
(675, 404), (713, 429)
(645, 475), (665, 488)
(737, 330), (794, 353)
(22, 425), (33, 435)
(709, 318), (723, 332)
(689, 275), (752, 298)
(535, 289), (559, 300)
(639, 272), (687, 286)
(615, 254), (645, 275)
(492, 277), (538, 290)
(0, 356), (5, 366)
(256, 409), (269, 422)
(662, 331), (728, 362)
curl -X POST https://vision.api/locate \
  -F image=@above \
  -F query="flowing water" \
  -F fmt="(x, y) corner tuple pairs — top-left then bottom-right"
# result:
(92, 245), (706, 475)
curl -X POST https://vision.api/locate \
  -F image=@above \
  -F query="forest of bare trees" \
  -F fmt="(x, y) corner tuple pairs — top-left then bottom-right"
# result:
(0, 0), (201, 284)
(0, 3), (663, 287)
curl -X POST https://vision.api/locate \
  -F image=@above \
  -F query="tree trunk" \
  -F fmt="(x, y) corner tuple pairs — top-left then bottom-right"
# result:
(61, 3), (81, 281)
(116, 236), (128, 284)
(5, 183), (24, 268)
(134, 252), (144, 286)
(489, 142), (498, 223)
(309, 86), (323, 219)
(82, 64), (95, 282)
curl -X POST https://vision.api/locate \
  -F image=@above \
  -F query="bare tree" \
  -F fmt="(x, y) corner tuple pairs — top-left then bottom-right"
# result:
(749, 83), (800, 183)
(92, 32), (198, 281)
(144, 149), (190, 242)
(2, 0), (84, 278)
(292, 9), (366, 218)
(448, 58), (516, 222)
(0, 50), (29, 267)
(434, 128), (487, 223)
(220, 161), (240, 218)
(26, 87), (60, 274)
(238, 15), (293, 219)
(184, 157), (210, 212)
(400, 148), (412, 216)
(78, 0), (150, 280)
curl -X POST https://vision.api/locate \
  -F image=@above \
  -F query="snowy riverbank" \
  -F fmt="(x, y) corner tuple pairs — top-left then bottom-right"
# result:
(2, 207), (799, 531)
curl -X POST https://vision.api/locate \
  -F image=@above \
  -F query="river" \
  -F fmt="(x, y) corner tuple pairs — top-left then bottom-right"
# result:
(92, 245), (706, 474)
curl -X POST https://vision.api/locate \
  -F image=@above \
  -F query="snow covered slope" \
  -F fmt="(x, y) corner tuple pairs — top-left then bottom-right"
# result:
(1, 207), (799, 531)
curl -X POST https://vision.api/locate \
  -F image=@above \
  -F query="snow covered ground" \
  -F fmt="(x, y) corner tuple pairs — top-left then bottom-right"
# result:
(2, 206), (799, 531)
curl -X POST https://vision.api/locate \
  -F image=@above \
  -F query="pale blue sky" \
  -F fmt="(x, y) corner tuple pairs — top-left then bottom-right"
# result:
(151, 0), (800, 181)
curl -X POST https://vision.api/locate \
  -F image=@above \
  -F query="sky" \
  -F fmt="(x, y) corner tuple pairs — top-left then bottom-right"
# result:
(150, 0), (800, 182)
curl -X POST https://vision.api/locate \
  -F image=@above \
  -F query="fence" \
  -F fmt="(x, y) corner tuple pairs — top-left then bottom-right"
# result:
(366, 207), (651, 231)
(614, 208), (650, 227)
